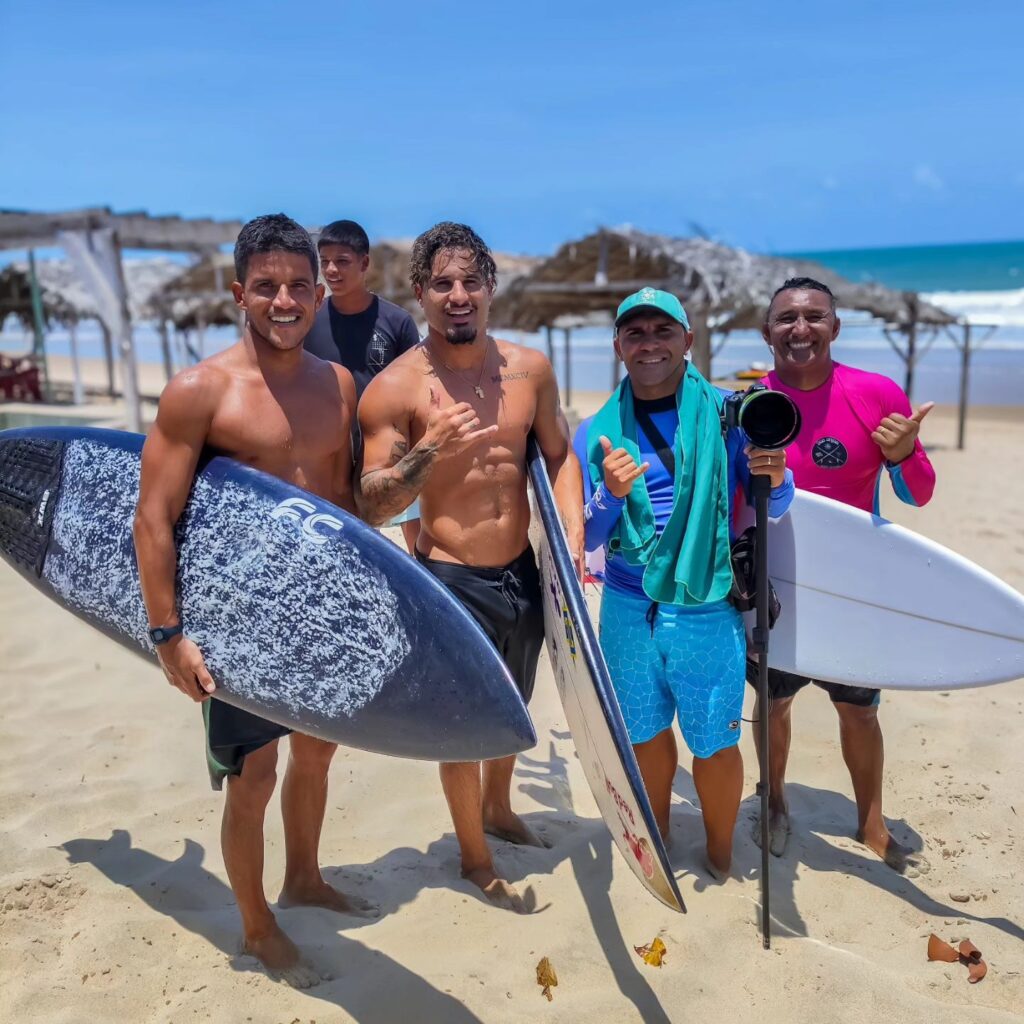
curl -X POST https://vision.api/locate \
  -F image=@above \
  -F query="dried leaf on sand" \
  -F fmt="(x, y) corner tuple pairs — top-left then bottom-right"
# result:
(536, 956), (558, 1001)
(634, 937), (668, 967)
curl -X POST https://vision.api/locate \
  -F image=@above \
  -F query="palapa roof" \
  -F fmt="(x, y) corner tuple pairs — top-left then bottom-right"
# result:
(0, 207), (242, 254)
(490, 227), (955, 332)
(0, 258), (185, 329)
(151, 241), (541, 330)
(364, 240), (539, 319)
(152, 252), (239, 330)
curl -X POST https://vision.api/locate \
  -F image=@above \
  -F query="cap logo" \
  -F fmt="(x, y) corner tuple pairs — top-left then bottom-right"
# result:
(640, 288), (656, 301)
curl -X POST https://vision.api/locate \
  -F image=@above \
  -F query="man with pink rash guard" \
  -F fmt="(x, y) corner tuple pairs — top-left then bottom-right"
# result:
(748, 276), (936, 877)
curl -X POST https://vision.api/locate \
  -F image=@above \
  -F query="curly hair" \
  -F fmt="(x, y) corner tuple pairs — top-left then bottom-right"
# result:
(234, 213), (318, 284)
(409, 222), (497, 292)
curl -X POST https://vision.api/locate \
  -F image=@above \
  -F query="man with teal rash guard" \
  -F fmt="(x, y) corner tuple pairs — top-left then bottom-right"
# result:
(575, 287), (794, 880)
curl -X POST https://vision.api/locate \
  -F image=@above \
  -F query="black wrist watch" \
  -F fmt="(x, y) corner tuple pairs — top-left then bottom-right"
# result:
(149, 625), (184, 646)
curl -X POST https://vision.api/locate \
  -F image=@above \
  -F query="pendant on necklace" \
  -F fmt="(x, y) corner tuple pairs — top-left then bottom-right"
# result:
(474, 386), (485, 399)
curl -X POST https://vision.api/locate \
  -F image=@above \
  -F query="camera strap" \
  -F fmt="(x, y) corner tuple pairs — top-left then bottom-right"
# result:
(633, 403), (677, 480)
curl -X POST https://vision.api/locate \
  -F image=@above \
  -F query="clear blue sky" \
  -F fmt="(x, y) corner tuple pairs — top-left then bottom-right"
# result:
(2, 0), (1022, 256)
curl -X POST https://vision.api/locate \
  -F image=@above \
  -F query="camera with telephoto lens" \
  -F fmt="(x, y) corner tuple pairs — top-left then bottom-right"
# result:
(721, 382), (801, 451)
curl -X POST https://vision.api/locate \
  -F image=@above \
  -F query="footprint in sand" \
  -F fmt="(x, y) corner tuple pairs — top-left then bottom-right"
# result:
(0, 872), (84, 919)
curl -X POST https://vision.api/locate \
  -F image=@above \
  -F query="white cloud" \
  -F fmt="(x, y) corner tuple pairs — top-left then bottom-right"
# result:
(913, 163), (945, 192)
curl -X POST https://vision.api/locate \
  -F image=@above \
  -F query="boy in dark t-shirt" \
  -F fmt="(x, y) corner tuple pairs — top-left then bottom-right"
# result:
(305, 219), (421, 550)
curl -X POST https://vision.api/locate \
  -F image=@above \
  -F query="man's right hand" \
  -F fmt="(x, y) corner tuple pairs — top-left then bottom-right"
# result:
(599, 435), (650, 499)
(421, 386), (498, 459)
(157, 635), (216, 703)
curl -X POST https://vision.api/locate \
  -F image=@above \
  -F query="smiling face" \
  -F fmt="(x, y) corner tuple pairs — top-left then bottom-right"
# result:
(232, 250), (325, 352)
(319, 242), (370, 301)
(614, 312), (693, 398)
(415, 248), (492, 346)
(762, 287), (840, 388)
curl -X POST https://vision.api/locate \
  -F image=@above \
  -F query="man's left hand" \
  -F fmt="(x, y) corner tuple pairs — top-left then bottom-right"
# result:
(562, 513), (585, 582)
(871, 402), (934, 464)
(745, 446), (787, 489)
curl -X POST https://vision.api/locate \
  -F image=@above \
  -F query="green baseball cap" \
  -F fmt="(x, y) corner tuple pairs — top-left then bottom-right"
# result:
(614, 287), (690, 330)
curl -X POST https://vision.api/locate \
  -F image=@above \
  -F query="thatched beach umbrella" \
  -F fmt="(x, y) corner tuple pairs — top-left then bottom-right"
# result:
(1, 258), (183, 401)
(491, 227), (956, 387)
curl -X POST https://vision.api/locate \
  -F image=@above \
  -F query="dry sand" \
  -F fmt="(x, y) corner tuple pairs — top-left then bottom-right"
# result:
(1, 382), (1023, 1022)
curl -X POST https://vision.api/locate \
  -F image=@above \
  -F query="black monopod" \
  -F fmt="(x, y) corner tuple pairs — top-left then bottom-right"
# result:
(723, 383), (801, 949)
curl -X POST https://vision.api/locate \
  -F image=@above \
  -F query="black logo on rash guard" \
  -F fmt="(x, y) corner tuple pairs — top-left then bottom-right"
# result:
(812, 436), (848, 468)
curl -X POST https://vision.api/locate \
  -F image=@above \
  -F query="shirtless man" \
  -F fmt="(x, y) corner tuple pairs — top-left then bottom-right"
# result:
(133, 214), (374, 988)
(357, 221), (584, 912)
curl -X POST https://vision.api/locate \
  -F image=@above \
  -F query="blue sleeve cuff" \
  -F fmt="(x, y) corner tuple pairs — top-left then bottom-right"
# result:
(886, 462), (919, 506)
(768, 469), (795, 518)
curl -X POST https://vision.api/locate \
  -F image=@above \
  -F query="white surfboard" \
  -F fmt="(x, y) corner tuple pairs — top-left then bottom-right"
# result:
(739, 490), (1024, 690)
(527, 439), (684, 912)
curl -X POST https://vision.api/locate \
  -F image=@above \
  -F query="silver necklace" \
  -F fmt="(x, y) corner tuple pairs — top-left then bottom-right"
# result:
(434, 339), (491, 399)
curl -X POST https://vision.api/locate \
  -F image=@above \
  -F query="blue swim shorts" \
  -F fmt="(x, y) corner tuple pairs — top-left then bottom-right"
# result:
(386, 498), (421, 527)
(599, 585), (746, 758)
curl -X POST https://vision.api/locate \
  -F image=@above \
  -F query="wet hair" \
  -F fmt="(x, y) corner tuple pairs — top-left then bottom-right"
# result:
(317, 219), (370, 257)
(233, 213), (318, 285)
(409, 221), (497, 292)
(766, 276), (836, 320)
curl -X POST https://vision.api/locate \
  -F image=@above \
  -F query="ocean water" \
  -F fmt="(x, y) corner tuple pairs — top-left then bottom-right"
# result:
(788, 240), (1024, 293)
(3, 240), (1023, 406)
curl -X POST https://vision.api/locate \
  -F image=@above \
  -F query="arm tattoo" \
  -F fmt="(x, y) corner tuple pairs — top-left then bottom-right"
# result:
(360, 440), (439, 525)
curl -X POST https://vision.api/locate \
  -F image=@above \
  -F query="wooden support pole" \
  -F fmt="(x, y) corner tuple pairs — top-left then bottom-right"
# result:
(562, 327), (572, 410)
(904, 294), (919, 401)
(26, 250), (52, 400)
(68, 321), (84, 405)
(158, 319), (174, 381)
(689, 309), (712, 377)
(957, 322), (971, 451)
(545, 324), (554, 364)
(99, 320), (116, 396)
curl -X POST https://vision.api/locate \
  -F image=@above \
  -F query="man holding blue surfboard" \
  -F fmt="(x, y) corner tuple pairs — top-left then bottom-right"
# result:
(358, 222), (584, 912)
(751, 277), (936, 874)
(577, 288), (794, 880)
(134, 214), (374, 988)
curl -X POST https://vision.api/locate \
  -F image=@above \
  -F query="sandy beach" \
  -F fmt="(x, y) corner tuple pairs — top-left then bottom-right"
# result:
(1, 371), (1023, 1023)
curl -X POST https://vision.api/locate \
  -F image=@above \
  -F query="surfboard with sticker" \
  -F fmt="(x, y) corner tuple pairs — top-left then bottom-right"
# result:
(527, 437), (684, 912)
(735, 489), (1024, 689)
(0, 427), (536, 761)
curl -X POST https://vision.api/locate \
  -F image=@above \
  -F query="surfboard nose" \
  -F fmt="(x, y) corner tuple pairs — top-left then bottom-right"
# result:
(0, 432), (65, 577)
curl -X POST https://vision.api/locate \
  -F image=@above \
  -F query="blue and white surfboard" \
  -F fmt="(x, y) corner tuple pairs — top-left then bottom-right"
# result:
(0, 427), (535, 762)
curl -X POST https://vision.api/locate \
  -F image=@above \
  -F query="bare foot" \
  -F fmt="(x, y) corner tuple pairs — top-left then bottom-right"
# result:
(751, 808), (791, 858)
(241, 923), (324, 989)
(482, 808), (550, 848)
(278, 877), (379, 918)
(702, 855), (729, 883)
(857, 829), (930, 878)
(462, 866), (531, 913)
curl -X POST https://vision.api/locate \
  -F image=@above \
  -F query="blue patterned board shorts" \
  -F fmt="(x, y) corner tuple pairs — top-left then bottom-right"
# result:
(599, 586), (746, 758)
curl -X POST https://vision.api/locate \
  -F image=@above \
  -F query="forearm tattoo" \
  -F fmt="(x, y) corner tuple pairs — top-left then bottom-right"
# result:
(360, 438), (438, 524)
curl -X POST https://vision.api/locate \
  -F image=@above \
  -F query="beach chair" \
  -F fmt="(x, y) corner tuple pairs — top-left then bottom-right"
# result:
(0, 353), (43, 403)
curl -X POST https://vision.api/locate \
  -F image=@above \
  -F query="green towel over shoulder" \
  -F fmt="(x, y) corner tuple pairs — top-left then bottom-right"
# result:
(586, 363), (733, 606)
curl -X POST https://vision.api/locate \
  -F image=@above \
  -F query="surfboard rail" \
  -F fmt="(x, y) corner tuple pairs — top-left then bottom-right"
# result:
(527, 435), (684, 913)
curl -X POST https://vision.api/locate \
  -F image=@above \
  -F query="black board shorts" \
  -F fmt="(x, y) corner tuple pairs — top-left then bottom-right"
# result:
(744, 658), (880, 708)
(415, 546), (545, 706)
(202, 700), (291, 791)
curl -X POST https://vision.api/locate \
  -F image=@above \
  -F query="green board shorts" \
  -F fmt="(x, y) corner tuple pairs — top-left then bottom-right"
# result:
(202, 699), (291, 791)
